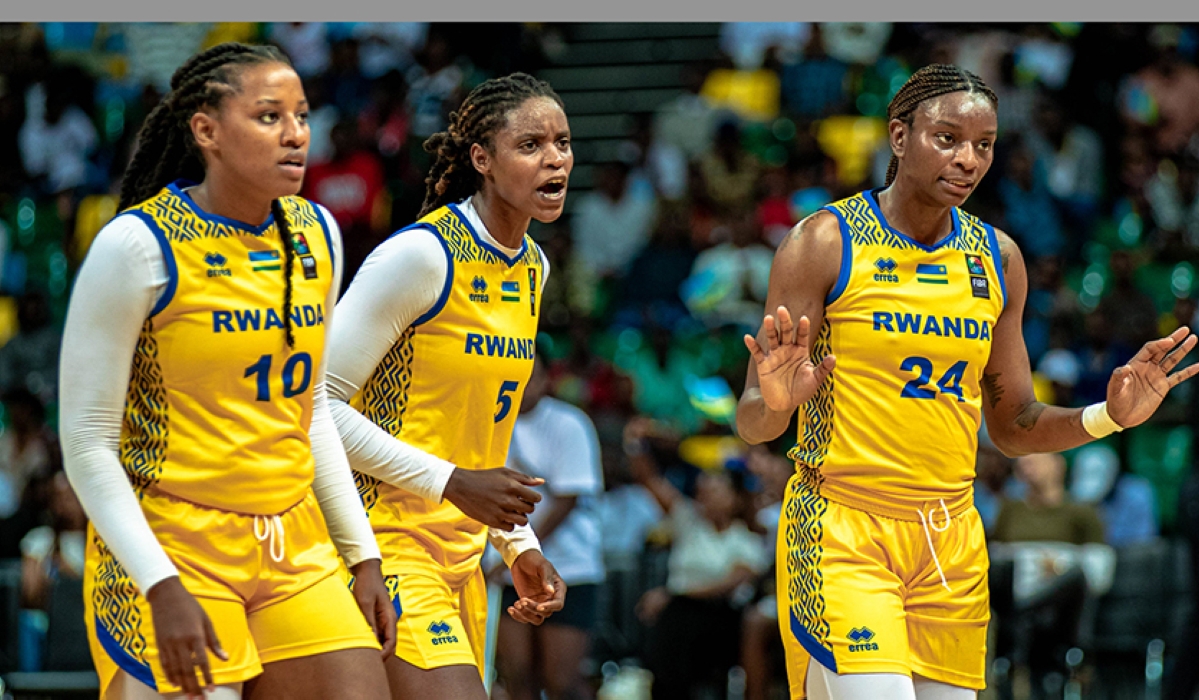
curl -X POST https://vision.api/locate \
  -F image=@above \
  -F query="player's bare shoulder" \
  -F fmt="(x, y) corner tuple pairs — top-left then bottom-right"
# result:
(992, 227), (1024, 278)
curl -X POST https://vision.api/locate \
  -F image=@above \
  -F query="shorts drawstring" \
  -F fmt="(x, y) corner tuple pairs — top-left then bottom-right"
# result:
(916, 499), (952, 592)
(254, 514), (286, 563)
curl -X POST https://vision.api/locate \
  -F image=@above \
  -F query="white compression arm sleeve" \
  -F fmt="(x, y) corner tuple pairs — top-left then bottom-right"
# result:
(306, 208), (382, 568)
(59, 214), (179, 594)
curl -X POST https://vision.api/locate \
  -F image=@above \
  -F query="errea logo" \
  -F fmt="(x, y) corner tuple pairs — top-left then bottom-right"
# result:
(847, 627), (879, 652)
(428, 620), (459, 646)
(470, 276), (490, 303)
(873, 258), (898, 283)
(205, 252), (231, 278)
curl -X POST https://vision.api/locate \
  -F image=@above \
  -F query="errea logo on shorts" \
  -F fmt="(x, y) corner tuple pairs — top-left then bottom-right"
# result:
(428, 620), (460, 646)
(847, 627), (879, 652)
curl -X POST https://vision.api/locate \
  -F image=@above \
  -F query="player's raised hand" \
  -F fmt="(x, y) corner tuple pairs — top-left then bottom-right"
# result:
(1107, 326), (1199, 428)
(744, 305), (835, 412)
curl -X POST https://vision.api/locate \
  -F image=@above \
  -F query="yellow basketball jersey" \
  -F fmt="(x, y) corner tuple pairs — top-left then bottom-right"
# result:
(119, 181), (335, 515)
(788, 189), (1006, 520)
(351, 203), (545, 583)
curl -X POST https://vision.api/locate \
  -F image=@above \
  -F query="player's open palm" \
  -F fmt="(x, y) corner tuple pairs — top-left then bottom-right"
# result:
(1107, 326), (1199, 427)
(744, 305), (836, 412)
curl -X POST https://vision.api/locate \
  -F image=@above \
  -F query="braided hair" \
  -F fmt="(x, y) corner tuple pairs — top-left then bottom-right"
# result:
(418, 73), (564, 218)
(884, 64), (999, 187)
(119, 42), (302, 348)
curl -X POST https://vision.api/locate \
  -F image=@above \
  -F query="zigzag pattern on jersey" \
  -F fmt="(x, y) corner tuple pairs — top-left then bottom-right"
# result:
(785, 468), (831, 655)
(355, 326), (416, 516)
(92, 534), (149, 668)
(135, 189), (318, 243)
(429, 208), (544, 269)
(829, 194), (991, 254)
(788, 320), (834, 468)
(120, 320), (167, 495)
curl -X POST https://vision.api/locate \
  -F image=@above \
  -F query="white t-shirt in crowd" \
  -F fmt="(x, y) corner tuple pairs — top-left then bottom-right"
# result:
(665, 499), (768, 596)
(502, 396), (605, 586)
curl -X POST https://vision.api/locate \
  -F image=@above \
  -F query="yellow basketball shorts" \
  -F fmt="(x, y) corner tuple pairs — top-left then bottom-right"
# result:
(84, 489), (380, 697)
(776, 473), (990, 697)
(386, 566), (488, 672)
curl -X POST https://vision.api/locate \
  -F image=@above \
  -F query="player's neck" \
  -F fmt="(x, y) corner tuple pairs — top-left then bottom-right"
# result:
(877, 182), (954, 247)
(189, 178), (273, 227)
(473, 190), (529, 250)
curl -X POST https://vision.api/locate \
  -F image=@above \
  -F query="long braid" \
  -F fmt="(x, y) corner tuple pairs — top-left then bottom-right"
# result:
(118, 42), (291, 210)
(884, 64), (999, 186)
(418, 72), (564, 218)
(272, 199), (297, 349)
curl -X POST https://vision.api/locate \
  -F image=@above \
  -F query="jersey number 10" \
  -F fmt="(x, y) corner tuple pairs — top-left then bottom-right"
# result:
(244, 353), (314, 401)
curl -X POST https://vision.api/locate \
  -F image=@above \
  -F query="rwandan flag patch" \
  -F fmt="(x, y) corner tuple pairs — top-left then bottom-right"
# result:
(916, 263), (948, 285)
(501, 281), (520, 302)
(249, 250), (281, 272)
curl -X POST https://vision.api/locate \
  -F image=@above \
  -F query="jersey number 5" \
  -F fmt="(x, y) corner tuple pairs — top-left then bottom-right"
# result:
(494, 380), (520, 423)
(244, 353), (313, 401)
(899, 356), (967, 402)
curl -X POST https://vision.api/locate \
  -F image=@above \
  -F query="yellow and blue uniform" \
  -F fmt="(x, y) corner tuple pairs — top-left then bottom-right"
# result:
(777, 189), (1005, 694)
(83, 182), (378, 696)
(351, 202), (545, 671)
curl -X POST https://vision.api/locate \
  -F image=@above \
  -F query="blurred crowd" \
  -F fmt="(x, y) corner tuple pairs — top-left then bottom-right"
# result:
(2, 19), (1199, 700)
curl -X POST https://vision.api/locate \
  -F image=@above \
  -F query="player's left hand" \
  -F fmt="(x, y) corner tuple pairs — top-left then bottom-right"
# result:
(1107, 326), (1199, 428)
(509, 550), (566, 626)
(349, 558), (397, 658)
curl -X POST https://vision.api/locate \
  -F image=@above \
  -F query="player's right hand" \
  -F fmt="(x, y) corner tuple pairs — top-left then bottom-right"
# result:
(744, 305), (836, 412)
(145, 576), (227, 700)
(443, 467), (544, 530)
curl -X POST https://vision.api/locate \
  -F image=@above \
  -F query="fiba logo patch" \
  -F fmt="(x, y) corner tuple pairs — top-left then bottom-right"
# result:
(428, 620), (459, 646)
(873, 258), (899, 283)
(847, 627), (879, 652)
(470, 276), (490, 303)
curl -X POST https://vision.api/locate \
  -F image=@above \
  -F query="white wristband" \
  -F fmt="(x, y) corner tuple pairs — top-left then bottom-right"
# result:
(1082, 401), (1124, 438)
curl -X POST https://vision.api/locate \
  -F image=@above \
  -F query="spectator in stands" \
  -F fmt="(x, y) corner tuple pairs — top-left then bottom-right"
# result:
(1069, 443), (1158, 547)
(115, 22), (212, 93)
(975, 434), (1016, 534)
(996, 134), (1067, 262)
(18, 64), (99, 197)
(1171, 436), (1199, 699)
(681, 205), (773, 333)
(1071, 308), (1135, 407)
(493, 356), (605, 700)
(624, 416), (768, 700)
(1023, 254), (1084, 368)
(1026, 91), (1105, 258)
(779, 23), (850, 120)
(0, 289), (62, 408)
(18, 469), (85, 672)
(739, 444), (791, 700)
(301, 119), (388, 289)
(405, 28), (465, 140)
(1097, 249), (1161, 351)
(697, 120), (761, 217)
(1119, 24), (1199, 157)
(352, 22), (427, 80)
(266, 22), (330, 78)
(990, 452), (1115, 699)
(569, 161), (659, 316)
(653, 62), (722, 163)
(610, 203), (695, 332)
(323, 37), (373, 116)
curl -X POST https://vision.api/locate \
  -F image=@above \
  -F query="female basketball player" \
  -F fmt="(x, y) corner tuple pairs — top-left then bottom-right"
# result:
(59, 43), (393, 700)
(736, 63), (1199, 700)
(324, 73), (570, 700)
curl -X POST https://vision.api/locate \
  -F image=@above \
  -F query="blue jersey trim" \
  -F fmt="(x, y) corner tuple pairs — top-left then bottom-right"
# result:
(790, 610), (837, 673)
(447, 202), (528, 267)
(864, 188), (961, 252)
(313, 203), (337, 272)
(822, 206), (852, 305)
(127, 210), (177, 318)
(984, 223), (1008, 308)
(166, 181), (274, 235)
(386, 222), (454, 327)
(95, 613), (157, 690)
